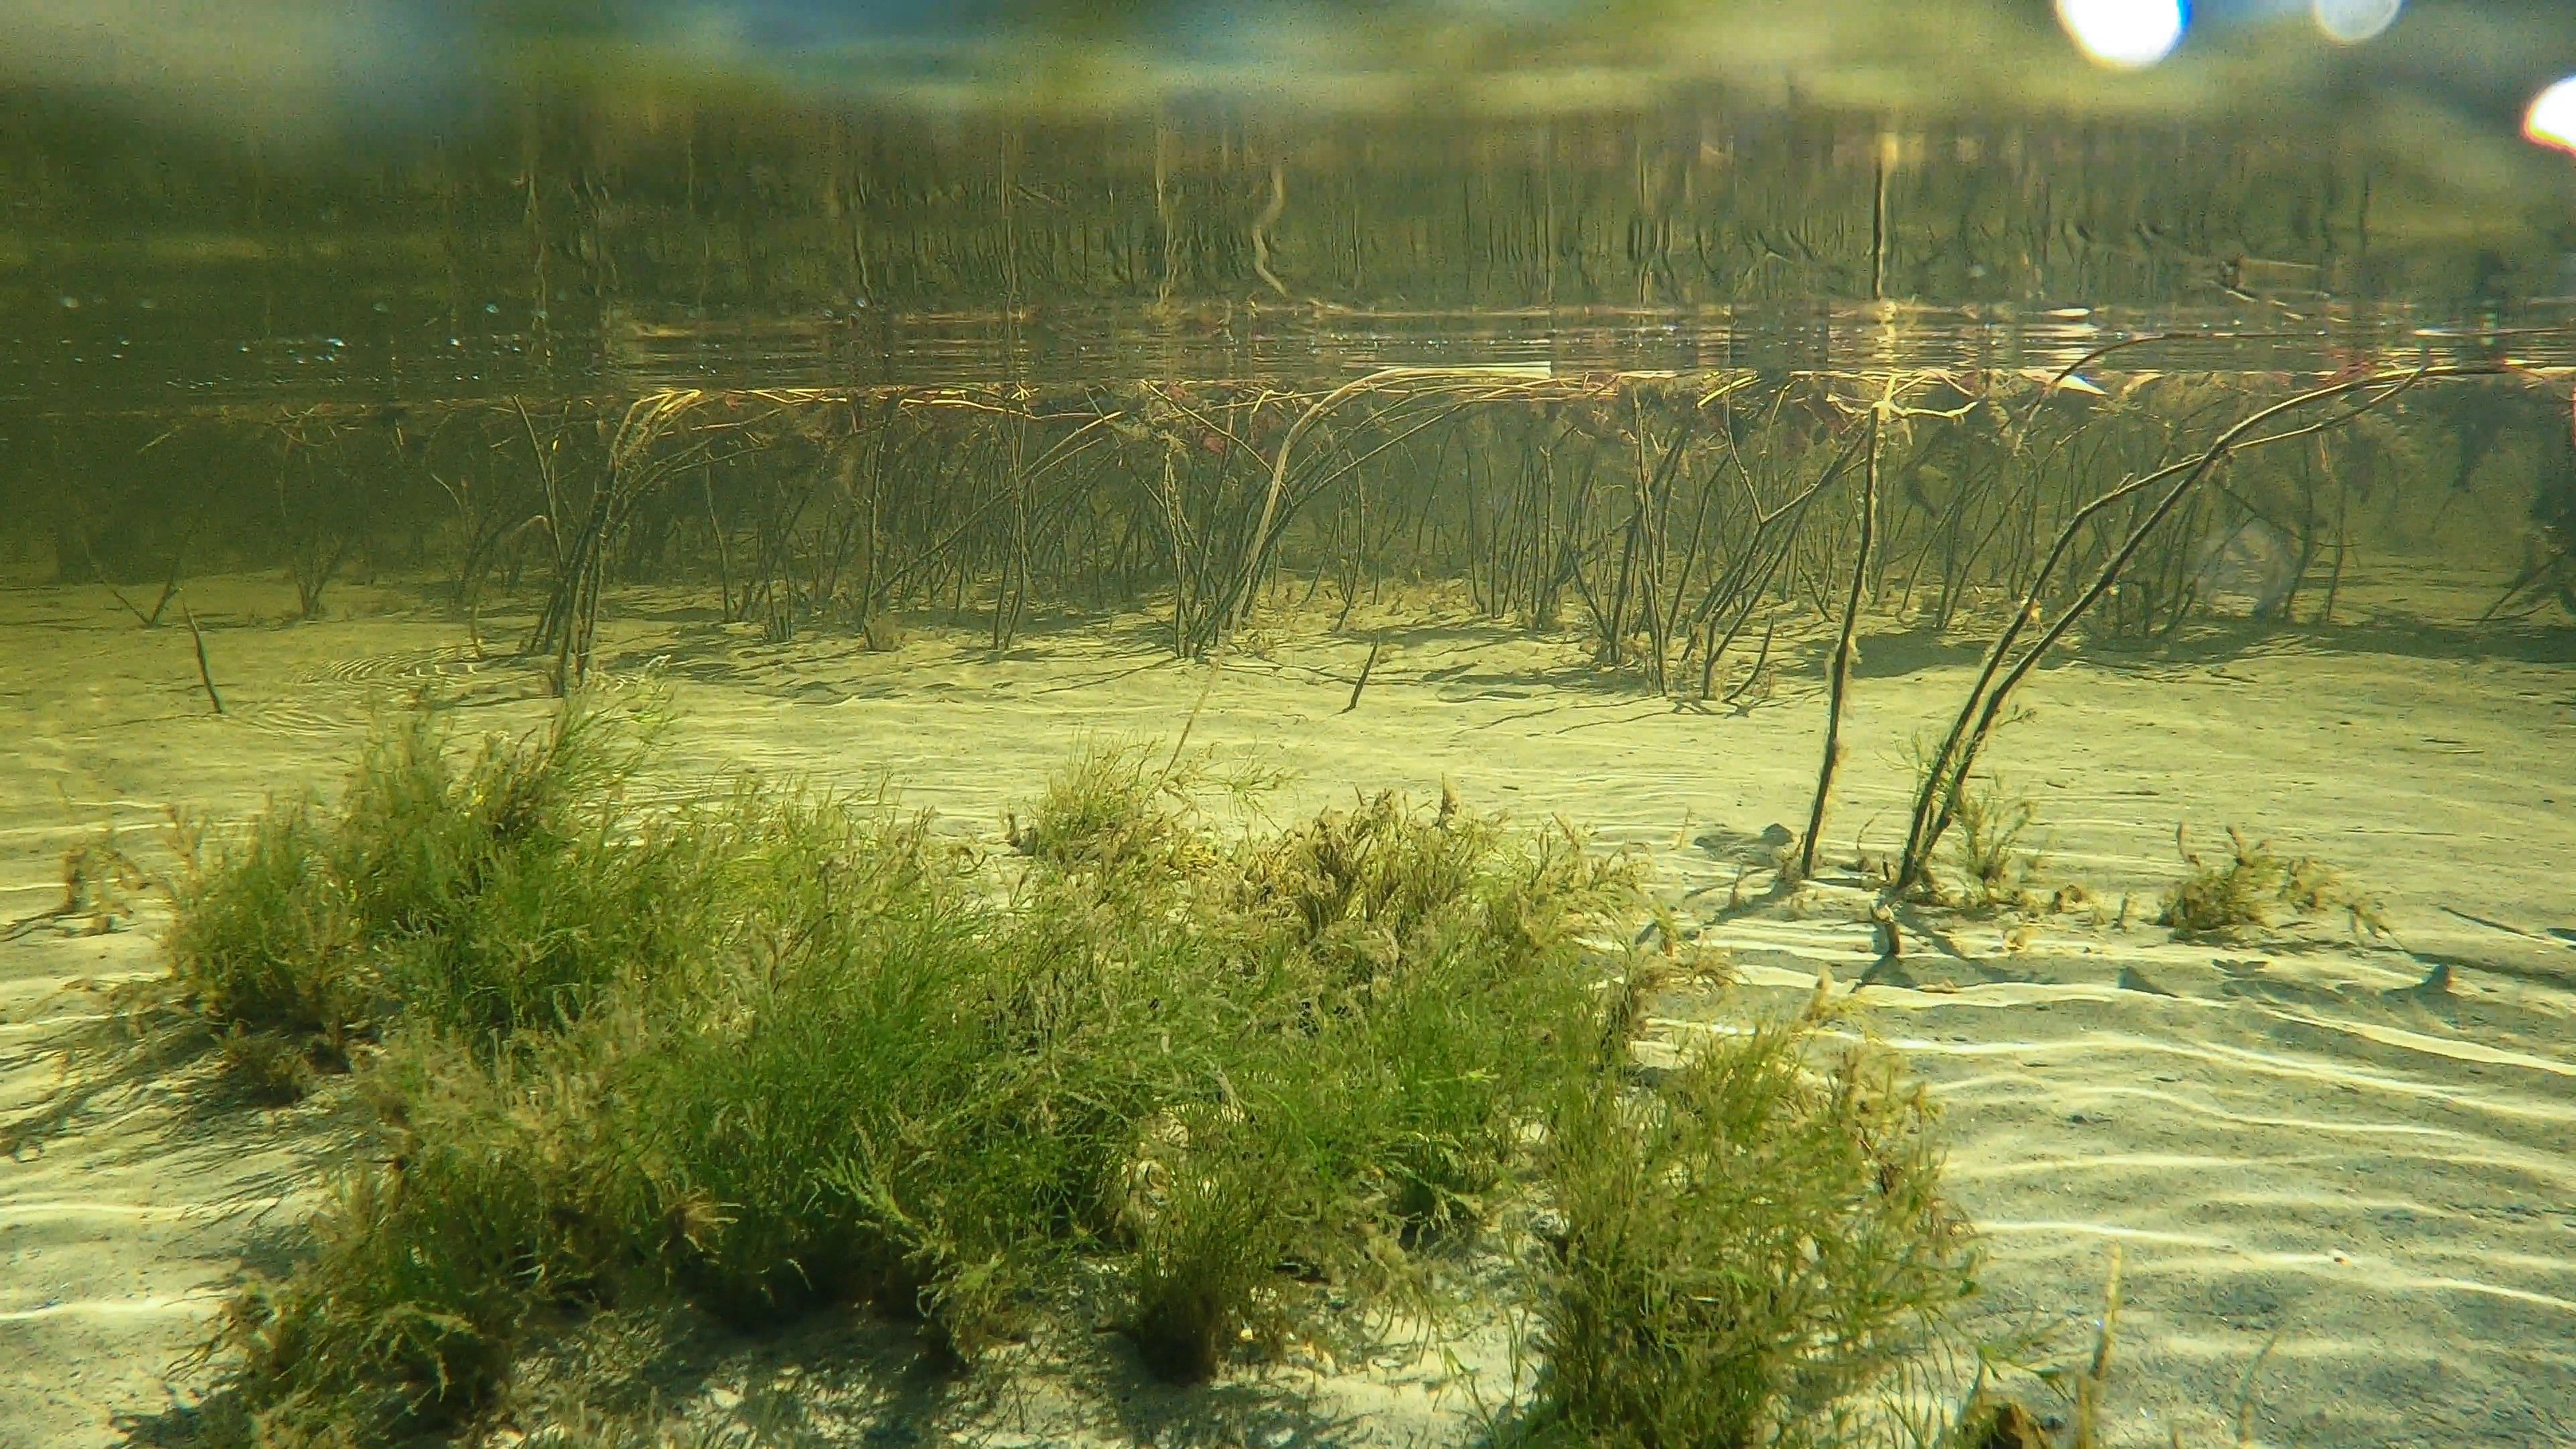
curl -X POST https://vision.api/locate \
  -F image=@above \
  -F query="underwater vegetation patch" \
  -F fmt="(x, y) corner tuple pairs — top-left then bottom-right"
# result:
(1894, 738), (2051, 916)
(1513, 1025), (1976, 1449)
(2158, 825), (2387, 943)
(158, 698), (2007, 1446)
(164, 696), (698, 1067)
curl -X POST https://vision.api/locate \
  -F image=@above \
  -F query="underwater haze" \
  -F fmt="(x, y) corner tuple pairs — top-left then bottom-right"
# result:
(2, 6), (2573, 1447)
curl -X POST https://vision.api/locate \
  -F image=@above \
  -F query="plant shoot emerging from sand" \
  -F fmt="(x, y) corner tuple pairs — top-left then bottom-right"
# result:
(1902, 740), (2048, 915)
(2159, 826), (2387, 943)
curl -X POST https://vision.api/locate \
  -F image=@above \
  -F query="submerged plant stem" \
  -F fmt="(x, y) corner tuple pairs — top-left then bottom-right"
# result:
(1800, 405), (1878, 878)
(183, 602), (224, 715)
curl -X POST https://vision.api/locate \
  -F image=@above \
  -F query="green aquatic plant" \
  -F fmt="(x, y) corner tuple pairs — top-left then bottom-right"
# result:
(1517, 1021), (1977, 1449)
(1943, 770), (2045, 914)
(189, 700), (1999, 1443)
(1118, 1101), (1309, 1381)
(1004, 739), (1201, 871)
(164, 695), (718, 1082)
(612, 818), (1104, 1354)
(201, 792), (989, 1440)
(2158, 826), (2384, 943)
(1090, 782), (1645, 1379)
(197, 707), (1667, 1438)
(167, 798), (370, 1063)
(211, 1037), (612, 1445)
(1902, 739), (2047, 914)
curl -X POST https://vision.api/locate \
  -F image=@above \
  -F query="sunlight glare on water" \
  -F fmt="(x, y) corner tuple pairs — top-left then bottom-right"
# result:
(2528, 75), (2576, 157)
(2311, 0), (2402, 46)
(2053, 0), (2187, 70)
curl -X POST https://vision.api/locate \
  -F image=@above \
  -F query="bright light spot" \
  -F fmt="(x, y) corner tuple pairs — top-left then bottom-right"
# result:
(2527, 76), (2576, 158)
(2055, 0), (2188, 71)
(2312, 0), (2401, 44)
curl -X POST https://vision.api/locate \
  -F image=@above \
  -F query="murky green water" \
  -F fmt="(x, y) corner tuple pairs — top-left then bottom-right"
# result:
(4, 55), (2576, 1449)
(6, 95), (2573, 647)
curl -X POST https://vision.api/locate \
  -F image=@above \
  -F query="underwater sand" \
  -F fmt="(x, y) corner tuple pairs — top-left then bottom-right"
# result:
(2, 572), (2571, 1447)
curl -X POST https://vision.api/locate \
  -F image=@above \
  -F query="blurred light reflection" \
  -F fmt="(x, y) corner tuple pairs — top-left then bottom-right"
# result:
(2528, 76), (2576, 157)
(2054, 0), (2188, 71)
(2312, 0), (2401, 46)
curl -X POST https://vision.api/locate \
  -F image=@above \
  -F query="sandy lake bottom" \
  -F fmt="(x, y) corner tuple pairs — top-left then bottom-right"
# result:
(2, 571), (2571, 1449)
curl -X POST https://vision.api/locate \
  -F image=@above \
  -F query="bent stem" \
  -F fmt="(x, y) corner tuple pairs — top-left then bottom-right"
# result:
(1890, 363), (2496, 902)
